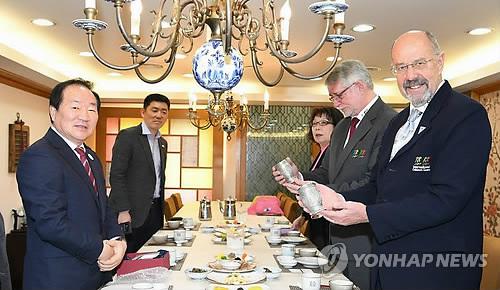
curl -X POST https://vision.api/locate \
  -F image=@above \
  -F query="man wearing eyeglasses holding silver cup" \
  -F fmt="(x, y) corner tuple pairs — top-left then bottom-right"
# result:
(296, 30), (492, 290)
(273, 60), (396, 290)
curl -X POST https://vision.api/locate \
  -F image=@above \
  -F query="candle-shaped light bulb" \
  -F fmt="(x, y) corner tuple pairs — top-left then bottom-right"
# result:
(280, 0), (292, 41)
(192, 95), (197, 111)
(335, 0), (345, 24)
(130, 0), (143, 35)
(85, 0), (96, 9)
(188, 93), (194, 110)
(207, 0), (218, 6)
(264, 90), (270, 111)
(240, 95), (248, 106)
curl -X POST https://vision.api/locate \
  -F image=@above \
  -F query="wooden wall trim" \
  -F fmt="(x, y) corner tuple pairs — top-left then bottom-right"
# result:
(212, 128), (224, 201)
(0, 68), (51, 98)
(469, 80), (500, 96)
(237, 127), (247, 201)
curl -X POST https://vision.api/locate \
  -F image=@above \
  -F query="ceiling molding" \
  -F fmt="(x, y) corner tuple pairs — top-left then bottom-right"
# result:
(0, 67), (51, 98)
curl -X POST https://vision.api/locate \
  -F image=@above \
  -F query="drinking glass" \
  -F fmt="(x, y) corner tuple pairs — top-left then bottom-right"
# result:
(236, 202), (247, 224)
(226, 228), (244, 254)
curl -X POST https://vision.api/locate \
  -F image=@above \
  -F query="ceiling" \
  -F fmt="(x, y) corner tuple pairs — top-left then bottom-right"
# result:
(0, 0), (499, 105)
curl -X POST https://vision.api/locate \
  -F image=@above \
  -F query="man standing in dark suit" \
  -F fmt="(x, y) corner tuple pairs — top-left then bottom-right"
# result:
(274, 60), (396, 290)
(16, 79), (126, 290)
(109, 94), (170, 253)
(313, 31), (492, 290)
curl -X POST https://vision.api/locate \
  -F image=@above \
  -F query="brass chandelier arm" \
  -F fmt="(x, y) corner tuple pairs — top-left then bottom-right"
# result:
(245, 112), (270, 130)
(87, 33), (149, 70)
(250, 47), (284, 87)
(265, 16), (333, 64)
(279, 47), (342, 80)
(113, 0), (182, 58)
(133, 47), (178, 84)
(188, 109), (216, 130)
(223, 0), (232, 54)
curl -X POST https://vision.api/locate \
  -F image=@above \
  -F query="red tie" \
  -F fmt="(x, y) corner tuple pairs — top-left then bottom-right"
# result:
(349, 117), (359, 140)
(75, 147), (98, 194)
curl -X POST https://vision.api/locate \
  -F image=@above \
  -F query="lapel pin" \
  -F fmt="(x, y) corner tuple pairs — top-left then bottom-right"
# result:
(418, 126), (426, 134)
(87, 153), (94, 161)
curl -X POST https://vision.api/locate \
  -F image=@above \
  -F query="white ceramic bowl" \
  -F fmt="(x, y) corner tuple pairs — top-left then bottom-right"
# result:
(260, 223), (272, 230)
(298, 248), (317, 257)
(267, 236), (282, 245)
(278, 260), (297, 268)
(276, 255), (296, 264)
(200, 226), (215, 233)
(151, 231), (168, 243)
(184, 267), (212, 279)
(259, 266), (282, 279)
(167, 220), (181, 229)
(329, 279), (354, 290)
(219, 259), (242, 270)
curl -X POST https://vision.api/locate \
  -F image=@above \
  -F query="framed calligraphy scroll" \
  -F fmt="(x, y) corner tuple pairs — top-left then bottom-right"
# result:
(9, 113), (29, 172)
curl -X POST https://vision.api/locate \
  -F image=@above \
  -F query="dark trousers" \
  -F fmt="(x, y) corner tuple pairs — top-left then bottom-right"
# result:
(125, 199), (163, 253)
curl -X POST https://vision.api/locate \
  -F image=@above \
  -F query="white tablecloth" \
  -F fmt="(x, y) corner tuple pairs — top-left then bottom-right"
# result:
(103, 201), (352, 290)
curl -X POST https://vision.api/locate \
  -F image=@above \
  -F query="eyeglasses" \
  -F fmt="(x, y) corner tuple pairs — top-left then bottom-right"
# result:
(311, 120), (333, 127)
(391, 58), (434, 75)
(328, 82), (356, 102)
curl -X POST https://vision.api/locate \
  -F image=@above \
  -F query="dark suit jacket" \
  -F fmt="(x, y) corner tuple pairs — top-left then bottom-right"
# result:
(304, 97), (396, 192)
(345, 81), (492, 290)
(16, 129), (121, 290)
(303, 98), (396, 244)
(109, 124), (167, 228)
(303, 98), (396, 290)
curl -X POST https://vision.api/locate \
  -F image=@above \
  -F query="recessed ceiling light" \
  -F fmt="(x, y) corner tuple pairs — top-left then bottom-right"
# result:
(383, 77), (396, 82)
(31, 18), (55, 27)
(79, 51), (93, 57)
(183, 73), (194, 78)
(326, 56), (342, 62)
(467, 27), (492, 36)
(310, 77), (322, 81)
(352, 24), (375, 32)
(107, 72), (122, 77)
(366, 66), (381, 71)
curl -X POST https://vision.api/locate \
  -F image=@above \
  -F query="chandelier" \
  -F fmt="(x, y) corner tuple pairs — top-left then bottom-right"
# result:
(73, 0), (354, 138)
(188, 90), (270, 140)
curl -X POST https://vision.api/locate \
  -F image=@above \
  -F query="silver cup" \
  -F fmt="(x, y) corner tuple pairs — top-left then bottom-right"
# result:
(298, 182), (323, 215)
(275, 159), (295, 182)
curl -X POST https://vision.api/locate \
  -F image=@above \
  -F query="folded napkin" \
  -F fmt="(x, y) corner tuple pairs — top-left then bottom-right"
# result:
(247, 196), (284, 216)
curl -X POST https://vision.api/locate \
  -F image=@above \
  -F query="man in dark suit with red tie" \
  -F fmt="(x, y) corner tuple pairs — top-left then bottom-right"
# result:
(17, 79), (126, 290)
(315, 31), (492, 290)
(274, 60), (396, 290)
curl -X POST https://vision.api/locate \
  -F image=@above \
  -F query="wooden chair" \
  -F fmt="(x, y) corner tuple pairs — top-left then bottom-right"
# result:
(163, 197), (177, 221)
(277, 192), (288, 210)
(276, 191), (285, 200)
(283, 197), (301, 222)
(299, 219), (310, 237)
(172, 192), (183, 211)
(481, 235), (500, 290)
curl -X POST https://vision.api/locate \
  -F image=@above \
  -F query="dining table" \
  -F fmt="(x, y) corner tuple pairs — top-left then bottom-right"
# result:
(101, 201), (354, 290)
